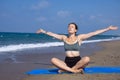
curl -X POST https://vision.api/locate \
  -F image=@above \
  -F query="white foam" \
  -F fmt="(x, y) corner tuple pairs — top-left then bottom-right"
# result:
(0, 37), (120, 52)
(0, 42), (63, 52)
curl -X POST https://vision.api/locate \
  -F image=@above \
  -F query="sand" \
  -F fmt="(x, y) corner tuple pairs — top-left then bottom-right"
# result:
(23, 40), (120, 80)
(0, 40), (120, 80)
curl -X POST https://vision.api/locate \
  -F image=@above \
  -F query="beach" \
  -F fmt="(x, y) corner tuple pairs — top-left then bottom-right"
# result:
(23, 40), (120, 80)
(0, 40), (119, 80)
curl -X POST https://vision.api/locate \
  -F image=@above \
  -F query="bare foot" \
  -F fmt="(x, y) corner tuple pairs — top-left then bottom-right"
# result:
(79, 69), (84, 74)
(72, 69), (84, 74)
(58, 69), (66, 73)
(58, 68), (84, 74)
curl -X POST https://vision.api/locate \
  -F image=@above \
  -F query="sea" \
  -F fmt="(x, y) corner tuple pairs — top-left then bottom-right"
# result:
(0, 32), (120, 53)
(0, 32), (120, 63)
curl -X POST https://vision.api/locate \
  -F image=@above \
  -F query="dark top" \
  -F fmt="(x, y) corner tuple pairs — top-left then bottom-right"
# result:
(64, 40), (80, 51)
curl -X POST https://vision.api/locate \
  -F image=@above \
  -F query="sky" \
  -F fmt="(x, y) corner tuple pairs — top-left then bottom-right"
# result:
(0, 0), (120, 35)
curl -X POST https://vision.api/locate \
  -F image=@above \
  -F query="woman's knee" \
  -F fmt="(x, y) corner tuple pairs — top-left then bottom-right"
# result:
(51, 57), (58, 63)
(83, 56), (90, 63)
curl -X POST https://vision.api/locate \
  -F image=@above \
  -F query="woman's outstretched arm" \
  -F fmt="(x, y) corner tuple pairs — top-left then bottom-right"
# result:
(36, 29), (66, 40)
(78, 25), (118, 40)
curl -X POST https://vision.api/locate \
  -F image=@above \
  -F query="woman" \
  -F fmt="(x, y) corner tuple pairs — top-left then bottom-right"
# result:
(36, 23), (118, 73)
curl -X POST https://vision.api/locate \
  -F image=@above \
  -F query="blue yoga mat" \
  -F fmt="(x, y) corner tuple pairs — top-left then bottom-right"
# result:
(26, 66), (120, 75)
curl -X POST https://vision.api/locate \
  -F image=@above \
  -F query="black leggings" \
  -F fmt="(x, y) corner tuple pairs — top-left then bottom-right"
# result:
(65, 56), (81, 68)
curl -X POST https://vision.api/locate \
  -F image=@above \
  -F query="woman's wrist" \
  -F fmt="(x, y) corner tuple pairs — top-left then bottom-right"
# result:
(106, 27), (110, 31)
(42, 30), (48, 34)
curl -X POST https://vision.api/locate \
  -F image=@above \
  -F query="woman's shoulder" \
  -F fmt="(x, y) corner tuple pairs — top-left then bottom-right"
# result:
(77, 34), (86, 41)
(62, 35), (67, 39)
(60, 35), (67, 41)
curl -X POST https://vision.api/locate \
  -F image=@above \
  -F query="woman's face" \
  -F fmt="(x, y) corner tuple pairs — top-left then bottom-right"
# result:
(68, 24), (77, 34)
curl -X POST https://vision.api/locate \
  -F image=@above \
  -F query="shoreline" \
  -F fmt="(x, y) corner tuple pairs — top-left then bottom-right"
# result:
(0, 40), (120, 80)
(0, 42), (100, 63)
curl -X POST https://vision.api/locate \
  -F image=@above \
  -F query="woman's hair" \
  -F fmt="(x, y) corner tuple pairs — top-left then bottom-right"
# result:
(68, 22), (78, 30)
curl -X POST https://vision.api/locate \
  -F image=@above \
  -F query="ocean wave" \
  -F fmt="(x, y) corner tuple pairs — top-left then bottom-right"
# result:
(0, 37), (120, 52)
(0, 42), (63, 52)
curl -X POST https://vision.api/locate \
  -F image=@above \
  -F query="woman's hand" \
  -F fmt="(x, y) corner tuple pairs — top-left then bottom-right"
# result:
(108, 25), (118, 30)
(36, 29), (46, 34)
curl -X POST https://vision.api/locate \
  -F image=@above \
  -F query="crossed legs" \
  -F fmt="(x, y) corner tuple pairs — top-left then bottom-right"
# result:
(51, 56), (90, 73)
